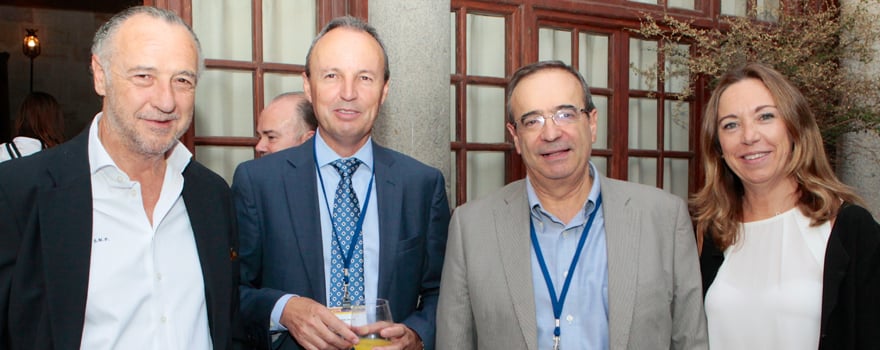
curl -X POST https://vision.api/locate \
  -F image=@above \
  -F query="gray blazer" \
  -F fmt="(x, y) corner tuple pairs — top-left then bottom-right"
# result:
(436, 176), (707, 350)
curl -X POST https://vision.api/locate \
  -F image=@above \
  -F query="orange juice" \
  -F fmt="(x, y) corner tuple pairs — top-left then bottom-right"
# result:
(353, 338), (392, 349)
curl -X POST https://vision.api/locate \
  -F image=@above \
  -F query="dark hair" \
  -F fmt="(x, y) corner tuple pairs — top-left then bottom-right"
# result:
(15, 91), (65, 148)
(506, 60), (595, 125)
(304, 16), (389, 82)
(692, 62), (864, 251)
(295, 97), (318, 131)
(91, 6), (204, 78)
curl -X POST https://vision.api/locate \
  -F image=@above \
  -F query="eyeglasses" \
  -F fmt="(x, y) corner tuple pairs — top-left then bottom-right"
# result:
(518, 107), (589, 131)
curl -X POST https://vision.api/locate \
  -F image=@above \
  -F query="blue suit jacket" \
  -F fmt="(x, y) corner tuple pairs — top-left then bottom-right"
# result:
(233, 137), (450, 350)
(0, 130), (241, 350)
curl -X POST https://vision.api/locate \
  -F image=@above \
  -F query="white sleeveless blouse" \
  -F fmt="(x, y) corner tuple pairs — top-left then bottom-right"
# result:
(705, 208), (831, 350)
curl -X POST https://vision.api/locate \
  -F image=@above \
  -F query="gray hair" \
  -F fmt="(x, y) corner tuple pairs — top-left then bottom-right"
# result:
(271, 92), (318, 131)
(91, 6), (204, 78)
(304, 16), (389, 82)
(506, 60), (595, 125)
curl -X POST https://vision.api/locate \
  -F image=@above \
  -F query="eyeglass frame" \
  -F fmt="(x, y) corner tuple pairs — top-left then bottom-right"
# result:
(514, 105), (594, 131)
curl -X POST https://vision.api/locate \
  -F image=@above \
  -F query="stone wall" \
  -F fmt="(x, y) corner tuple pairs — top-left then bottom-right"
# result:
(0, 6), (107, 140)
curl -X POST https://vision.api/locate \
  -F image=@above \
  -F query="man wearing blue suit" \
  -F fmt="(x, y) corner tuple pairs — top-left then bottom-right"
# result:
(233, 16), (450, 350)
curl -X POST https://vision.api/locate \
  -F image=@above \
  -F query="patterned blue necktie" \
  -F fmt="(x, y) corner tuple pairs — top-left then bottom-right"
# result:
(329, 158), (364, 307)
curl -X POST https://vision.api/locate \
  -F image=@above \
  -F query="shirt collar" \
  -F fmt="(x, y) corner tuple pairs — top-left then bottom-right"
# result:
(525, 162), (601, 220)
(88, 112), (192, 177)
(314, 129), (374, 171)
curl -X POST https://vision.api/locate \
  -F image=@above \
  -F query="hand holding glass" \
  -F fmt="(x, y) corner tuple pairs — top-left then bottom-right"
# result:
(350, 298), (393, 349)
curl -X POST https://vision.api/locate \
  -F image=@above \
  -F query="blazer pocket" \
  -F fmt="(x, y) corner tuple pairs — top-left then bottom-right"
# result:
(397, 234), (425, 253)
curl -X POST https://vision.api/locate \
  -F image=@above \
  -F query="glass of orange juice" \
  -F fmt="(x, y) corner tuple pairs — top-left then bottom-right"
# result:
(350, 298), (393, 350)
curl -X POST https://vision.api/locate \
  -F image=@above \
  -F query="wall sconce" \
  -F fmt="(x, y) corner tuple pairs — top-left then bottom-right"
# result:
(22, 29), (41, 92)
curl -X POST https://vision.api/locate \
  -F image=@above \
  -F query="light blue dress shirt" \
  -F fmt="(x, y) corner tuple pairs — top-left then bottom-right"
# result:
(526, 162), (609, 350)
(270, 130), (381, 330)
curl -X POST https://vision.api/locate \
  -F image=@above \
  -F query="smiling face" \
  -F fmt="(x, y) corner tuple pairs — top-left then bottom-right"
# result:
(506, 68), (597, 186)
(92, 13), (198, 159)
(303, 27), (389, 156)
(716, 78), (793, 191)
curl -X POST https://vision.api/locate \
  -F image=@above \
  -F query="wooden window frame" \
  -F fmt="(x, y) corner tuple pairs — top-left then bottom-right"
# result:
(146, 0), (368, 156)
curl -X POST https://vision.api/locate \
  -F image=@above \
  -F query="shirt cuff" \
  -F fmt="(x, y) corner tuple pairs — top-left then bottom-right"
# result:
(269, 294), (296, 332)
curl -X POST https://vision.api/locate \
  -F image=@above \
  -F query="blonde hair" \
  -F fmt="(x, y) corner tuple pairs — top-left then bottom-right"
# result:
(692, 62), (864, 251)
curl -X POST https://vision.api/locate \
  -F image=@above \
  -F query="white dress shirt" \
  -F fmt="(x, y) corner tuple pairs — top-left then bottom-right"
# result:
(270, 130), (381, 330)
(81, 113), (212, 350)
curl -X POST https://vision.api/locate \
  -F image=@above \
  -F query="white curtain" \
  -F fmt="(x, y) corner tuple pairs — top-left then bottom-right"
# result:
(189, 0), (316, 184)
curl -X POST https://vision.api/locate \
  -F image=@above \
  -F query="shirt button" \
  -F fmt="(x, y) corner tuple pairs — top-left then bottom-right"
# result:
(566, 314), (574, 323)
(156, 273), (162, 281)
(161, 316), (167, 323)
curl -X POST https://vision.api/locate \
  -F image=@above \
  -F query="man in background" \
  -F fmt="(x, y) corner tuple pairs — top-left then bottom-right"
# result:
(256, 92), (317, 155)
(0, 6), (239, 350)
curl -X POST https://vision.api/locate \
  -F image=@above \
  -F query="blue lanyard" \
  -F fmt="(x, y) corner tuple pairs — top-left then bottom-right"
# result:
(529, 194), (602, 349)
(313, 144), (375, 296)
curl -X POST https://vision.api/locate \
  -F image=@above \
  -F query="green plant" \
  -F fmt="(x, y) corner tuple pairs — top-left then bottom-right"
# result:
(633, 0), (880, 158)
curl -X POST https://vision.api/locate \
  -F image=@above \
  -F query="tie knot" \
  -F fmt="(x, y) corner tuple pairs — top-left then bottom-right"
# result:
(331, 158), (361, 178)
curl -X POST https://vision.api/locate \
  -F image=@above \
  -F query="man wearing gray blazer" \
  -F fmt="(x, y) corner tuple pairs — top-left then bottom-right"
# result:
(436, 61), (707, 350)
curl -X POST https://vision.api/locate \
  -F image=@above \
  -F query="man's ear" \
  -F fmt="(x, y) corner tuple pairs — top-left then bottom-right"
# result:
(91, 55), (107, 97)
(302, 72), (312, 103)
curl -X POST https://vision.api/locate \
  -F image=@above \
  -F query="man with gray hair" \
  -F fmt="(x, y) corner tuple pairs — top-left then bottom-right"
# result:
(256, 92), (317, 156)
(0, 6), (239, 349)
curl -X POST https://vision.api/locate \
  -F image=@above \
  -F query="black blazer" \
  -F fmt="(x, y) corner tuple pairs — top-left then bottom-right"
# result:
(0, 130), (241, 349)
(701, 204), (880, 349)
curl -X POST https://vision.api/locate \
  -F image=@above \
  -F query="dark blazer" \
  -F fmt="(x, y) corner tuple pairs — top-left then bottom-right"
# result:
(233, 137), (450, 350)
(701, 204), (880, 349)
(0, 130), (240, 350)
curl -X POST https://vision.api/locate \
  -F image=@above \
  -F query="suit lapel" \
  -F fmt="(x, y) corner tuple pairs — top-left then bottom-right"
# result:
(283, 140), (326, 302)
(182, 165), (230, 350)
(495, 182), (539, 350)
(39, 133), (93, 347)
(373, 145), (400, 299)
(600, 178), (640, 349)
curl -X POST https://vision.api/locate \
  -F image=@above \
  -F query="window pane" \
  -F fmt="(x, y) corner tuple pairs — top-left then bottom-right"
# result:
(664, 43), (689, 94)
(664, 158), (689, 200)
(721, 0), (747, 16)
(192, 0), (252, 61)
(629, 39), (658, 91)
(757, 0), (780, 21)
(466, 14), (505, 78)
(450, 12), (457, 75)
(591, 156), (607, 176)
(196, 146), (254, 185)
(263, 0), (315, 65)
(264, 73), (304, 106)
(664, 100), (690, 151)
(579, 33), (609, 89)
(538, 28), (571, 64)
(195, 69), (254, 137)
(593, 95), (609, 149)
(466, 85), (505, 143)
(628, 157), (657, 187)
(450, 85), (457, 141)
(668, 0), (695, 10)
(628, 98), (658, 150)
(450, 151), (457, 206)
(628, 0), (658, 4)
(467, 152), (504, 201)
